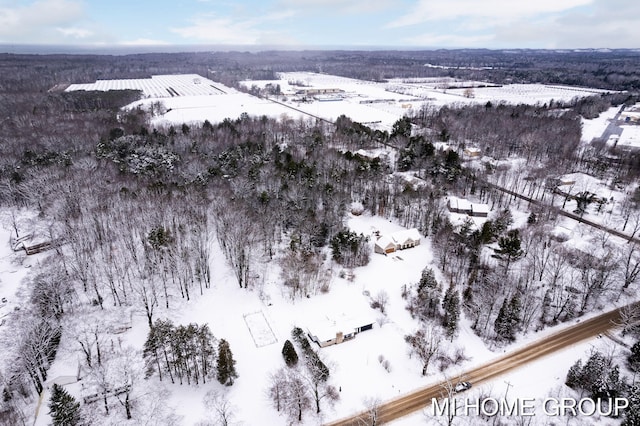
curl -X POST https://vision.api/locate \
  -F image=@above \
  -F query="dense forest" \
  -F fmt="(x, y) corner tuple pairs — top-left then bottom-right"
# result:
(2, 49), (640, 425)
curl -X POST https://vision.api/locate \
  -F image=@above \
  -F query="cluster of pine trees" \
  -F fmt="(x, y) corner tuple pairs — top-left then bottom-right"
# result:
(493, 296), (522, 342)
(566, 351), (625, 402)
(143, 319), (236, 386)
(330, 229), (370, 268)
(405, 267), (461, 339)
(562, 347), (640, 425)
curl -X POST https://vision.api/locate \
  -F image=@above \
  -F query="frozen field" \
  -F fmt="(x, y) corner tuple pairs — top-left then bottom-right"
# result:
(66, 74), (228, 98)
(66, 72), (615, 133)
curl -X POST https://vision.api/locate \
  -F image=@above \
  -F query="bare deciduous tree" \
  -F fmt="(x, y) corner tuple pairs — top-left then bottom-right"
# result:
(203, 390), (237, 426)
(405, 323), (443, 376)
(356, 397), (384, 426)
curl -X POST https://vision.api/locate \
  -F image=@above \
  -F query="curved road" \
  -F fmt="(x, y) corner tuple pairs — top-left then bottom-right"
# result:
(325, 303), (636, 426)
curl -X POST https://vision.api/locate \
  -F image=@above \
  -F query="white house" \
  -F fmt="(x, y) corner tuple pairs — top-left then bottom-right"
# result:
(307, 313), (376, 348)
(374, 228), (421, 254)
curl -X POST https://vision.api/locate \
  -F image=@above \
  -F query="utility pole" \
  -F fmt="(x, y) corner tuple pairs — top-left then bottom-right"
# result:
(504, 380), (513, 401)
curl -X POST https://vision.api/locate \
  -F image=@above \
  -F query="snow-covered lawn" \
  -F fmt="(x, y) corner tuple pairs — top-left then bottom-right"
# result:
(243, 311), (278, 348)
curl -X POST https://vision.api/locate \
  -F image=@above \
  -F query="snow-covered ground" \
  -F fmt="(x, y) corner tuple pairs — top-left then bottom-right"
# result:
(581, 105), (621, 143)
(618, 125), (640, 150)
(3, 206), (624, 426)
(68, 72), (617, 136)
(14, 73), (631, 425)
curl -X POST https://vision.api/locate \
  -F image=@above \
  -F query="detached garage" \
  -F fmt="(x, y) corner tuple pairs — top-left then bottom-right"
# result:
(374, 235), (396, 254)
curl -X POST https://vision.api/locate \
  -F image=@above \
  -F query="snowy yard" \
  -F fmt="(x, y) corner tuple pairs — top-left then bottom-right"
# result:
(243, 311), (278, 348)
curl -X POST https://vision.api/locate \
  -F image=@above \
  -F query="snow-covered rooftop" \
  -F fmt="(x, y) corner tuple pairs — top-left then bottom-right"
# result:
(390, 228), (421, 244)
(472, 203), (490, 214)
(617, 125), (640, 150)
(307, 312), (376, 343)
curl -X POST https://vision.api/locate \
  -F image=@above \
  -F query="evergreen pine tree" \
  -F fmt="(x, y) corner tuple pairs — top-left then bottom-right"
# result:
(494, 298), (512, 341)
(582, 351), (609, 397)
(217, 339), (238, 386)
(282, 340), (299, 367)
(442, 286), (460, 339)
(629, 341), (640, 372)
(623, 385), (640, 426)
(566, 359), (583, 389)
(605, 365), (623, 399)
(415, 267), (441, 319)
(494, 295), (521, 341)
(507, 295), (522, 332)
(143, 324), (162, 380)
(48, 384), (82, 426)
(494, 229), (524, 272)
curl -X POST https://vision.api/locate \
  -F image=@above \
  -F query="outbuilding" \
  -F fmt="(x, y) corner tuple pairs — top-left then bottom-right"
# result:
(470, 203), (490, 217)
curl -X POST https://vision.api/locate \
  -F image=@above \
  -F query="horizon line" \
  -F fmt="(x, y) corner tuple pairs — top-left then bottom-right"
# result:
(2, 44), (640, 56)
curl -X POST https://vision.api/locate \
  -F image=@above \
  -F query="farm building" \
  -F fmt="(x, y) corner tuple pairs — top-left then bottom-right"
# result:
(463, 147), (482, 158)
(470, 203), (490, 217)
(307, 313), (376, 348)
(295, 88), (344, 96)
(616, 126), (640, 151)
(447, 197), (472, 214)
(374, 228), (421, 254)
(448, 196), (491, 217)
(621, 105), (640, 123)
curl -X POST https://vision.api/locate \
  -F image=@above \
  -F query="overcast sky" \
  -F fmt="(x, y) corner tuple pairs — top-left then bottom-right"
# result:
(1, 0), (639, 50)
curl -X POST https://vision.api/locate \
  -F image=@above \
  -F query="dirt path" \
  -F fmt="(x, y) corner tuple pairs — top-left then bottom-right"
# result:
(325, 304), (634, 425)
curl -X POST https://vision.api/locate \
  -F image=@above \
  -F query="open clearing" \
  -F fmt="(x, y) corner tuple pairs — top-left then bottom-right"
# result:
(243, 311), (278, 348)
(66, 72), (615, 134)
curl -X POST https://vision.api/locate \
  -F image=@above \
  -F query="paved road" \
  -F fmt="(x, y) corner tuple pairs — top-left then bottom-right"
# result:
(324, 303), (635, 426)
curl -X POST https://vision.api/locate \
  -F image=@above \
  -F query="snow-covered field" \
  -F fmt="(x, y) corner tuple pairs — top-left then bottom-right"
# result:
(66, 74), (228, 98)
(67, 72), (616, 135)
